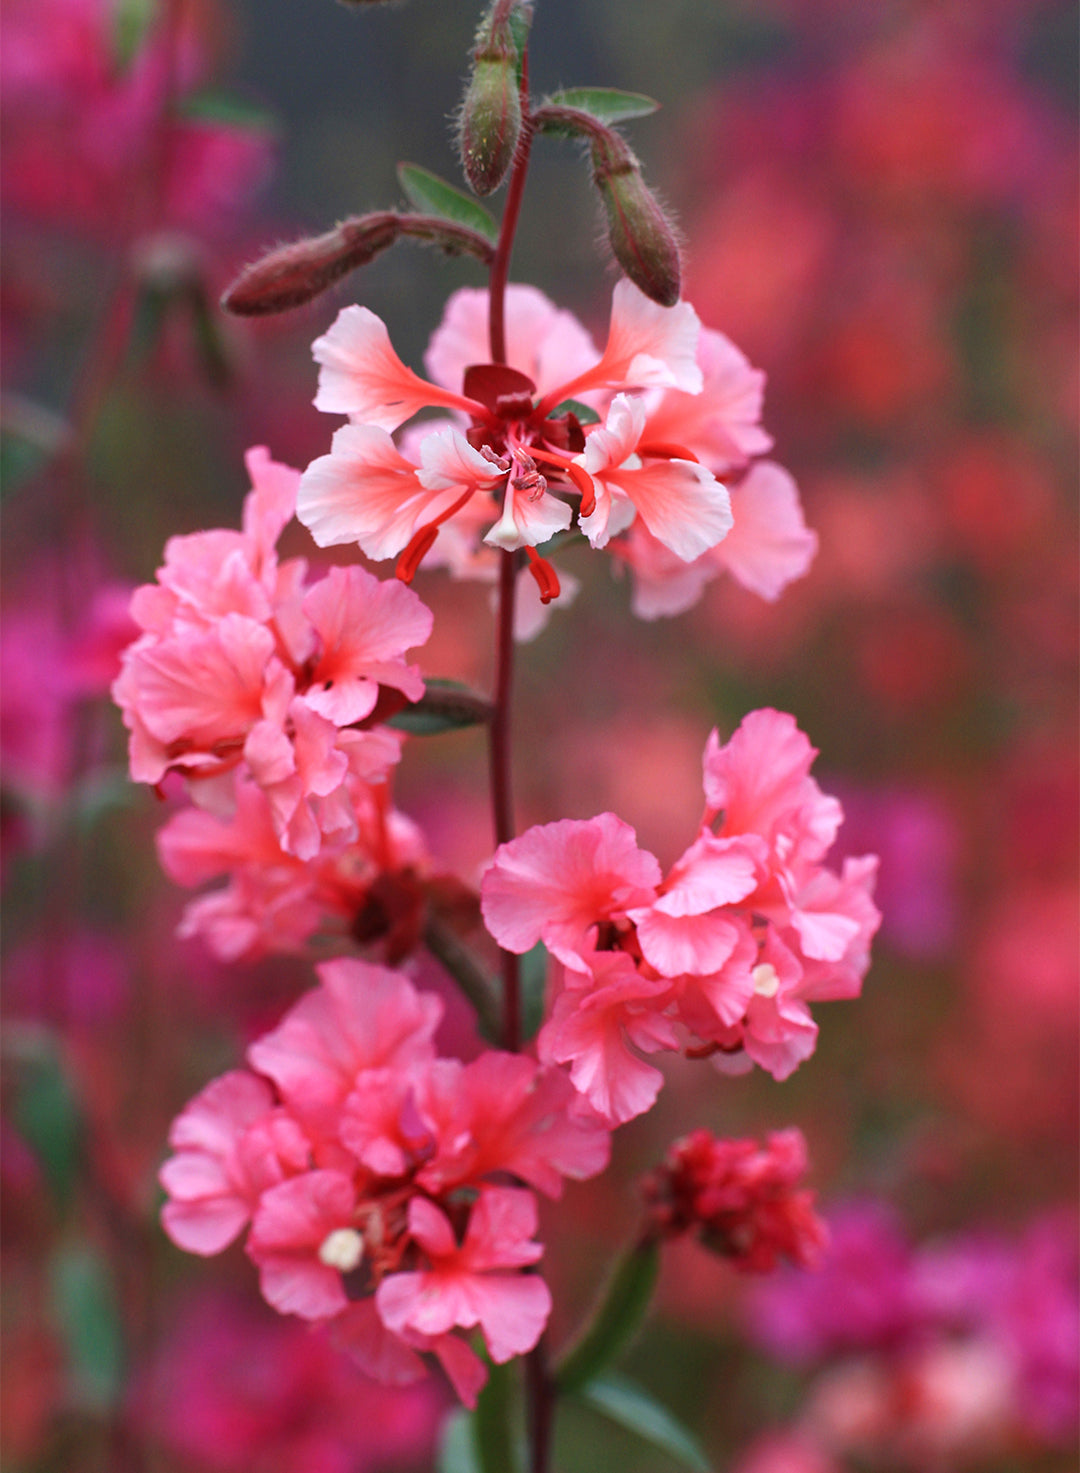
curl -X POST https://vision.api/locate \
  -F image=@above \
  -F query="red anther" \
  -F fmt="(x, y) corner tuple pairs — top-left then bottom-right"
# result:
(525, 546), (561, 604)
(396, 524), (439, 584)
(636, 441), (700, 463)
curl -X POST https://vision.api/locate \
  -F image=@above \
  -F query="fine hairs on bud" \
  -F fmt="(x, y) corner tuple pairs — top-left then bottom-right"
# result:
(457, 1), (529, 195)
(221, 215), (400, 315)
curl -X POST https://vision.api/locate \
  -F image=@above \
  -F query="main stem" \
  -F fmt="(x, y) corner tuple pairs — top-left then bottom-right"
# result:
(484, 46), (557, 1473)
(487, 50), (534, 1054)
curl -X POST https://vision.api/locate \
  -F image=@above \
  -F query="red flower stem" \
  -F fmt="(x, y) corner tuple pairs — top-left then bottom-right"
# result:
(487, 46), (535, 1051)
(491, 546), (521, 1052)
(488, 50), (533, 366)
(526, 1339), (555, 1473)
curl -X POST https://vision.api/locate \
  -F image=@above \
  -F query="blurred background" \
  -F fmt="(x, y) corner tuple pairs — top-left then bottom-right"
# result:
(2, 0), (1076, 1469)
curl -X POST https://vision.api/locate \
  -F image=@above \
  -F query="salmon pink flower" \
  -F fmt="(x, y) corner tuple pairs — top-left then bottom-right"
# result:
(297, 277), (730, 605)
(159, 964), (610, 1406)
(482, 712), (879, 1121)
(113, 448), (432, 859)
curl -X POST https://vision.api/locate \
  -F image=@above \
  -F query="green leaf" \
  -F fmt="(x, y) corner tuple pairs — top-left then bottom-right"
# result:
(547, 398), (601, 426)
(546, 88), (660, 123)
(112, 0), (156, 70)
(179, 90), (276, 132)
(398, 165), (499, 244)
(576, 1374), (711, 1472)
(519, 942), (549, 1044)
(556, 1238), (660, 1393)
(49, 1245), (125, 1413)
(13, 1031), (82, 1211)
(388, 679), (494, 735)
(474, 1358), (522, 1473)
(438, 1411), (480, 1473)
(506, 3), (532, 86)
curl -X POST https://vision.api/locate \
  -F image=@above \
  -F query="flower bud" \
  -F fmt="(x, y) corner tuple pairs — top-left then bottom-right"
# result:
(458, 3), (527, 195)
(592, 141), (681, 308)
(221, 214), (400, 316)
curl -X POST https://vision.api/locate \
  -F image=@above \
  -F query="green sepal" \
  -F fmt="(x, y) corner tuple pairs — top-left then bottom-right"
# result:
(519, 941), (549, 1043)
(545, 88), (660, 123)
(388, 680), (494, 735)
(49, 1244), (125, 1413)
(556, 1237), (660, 1393)
(398, 165), (499, 244)
(547, 398), (601, 426)
(506, 4), (532, 86)
(574, 1373), (712, 1472)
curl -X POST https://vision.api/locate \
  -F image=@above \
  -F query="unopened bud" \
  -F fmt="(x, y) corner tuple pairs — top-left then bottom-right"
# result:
(221, 214), (400, 316)
(593, 145), (681, 308)
(459, 4), (525, 195)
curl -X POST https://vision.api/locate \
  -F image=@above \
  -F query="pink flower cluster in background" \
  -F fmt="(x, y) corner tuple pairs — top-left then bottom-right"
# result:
(113, 447), (432, 860)
(297, 277), (816, 628)
(735, 1200), (1079, 1470)
(159, 958), (610, 1406)
(482, 708), (880, 1123)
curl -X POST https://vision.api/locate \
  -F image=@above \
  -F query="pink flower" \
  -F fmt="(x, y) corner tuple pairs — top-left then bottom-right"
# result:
(159, 1072), (309, 1255)
(297, 278), (730, 601)
(375, 1189), (551, 1364)
(482, 713), (879, 1121)
(113, 448), (431, 859)
(246, 959), (441, 1141)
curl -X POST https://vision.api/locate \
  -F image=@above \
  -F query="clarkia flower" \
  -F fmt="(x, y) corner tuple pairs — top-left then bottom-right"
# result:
(481, 709), (880, 1124)
(159, 960), (611, 1406)
(113, 447), (432, 859)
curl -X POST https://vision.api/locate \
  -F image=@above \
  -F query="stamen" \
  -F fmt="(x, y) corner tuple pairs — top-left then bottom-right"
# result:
(318, 1227), (365, 1273)
(396, 524), (439, 584)
(530, 447), (597, 517)
(752, 963), (780, 998)
(525, 546), (561, 604)
(635, 441), (700, 463)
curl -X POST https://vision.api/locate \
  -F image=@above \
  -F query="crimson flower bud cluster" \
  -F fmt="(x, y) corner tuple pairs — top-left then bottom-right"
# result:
(642, 1128), (827, 1272)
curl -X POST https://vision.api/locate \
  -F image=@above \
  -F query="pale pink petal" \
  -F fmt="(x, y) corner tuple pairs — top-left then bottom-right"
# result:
(415, 423), (507, 495)
(481, 814), (661, 970)
(428, 1334), (487, 1407)
(301, 565), (431, 725)
(312, 305), (480, 430)
(425, 285), (599, 397)
(632, 908), (742, 978)
(614, 521), (718, 620)
(713, 462), (818, 600)
(655, 834), (761, 915)
(297, 424), (442, 560)
(547, 279), (702, 407)
(332, 1299), (427, 1385)
(483, 478), (573, 551)
(242, 446), (300, 562)
(247, 1169), (357, 1320)
(640, 327), (772, 471)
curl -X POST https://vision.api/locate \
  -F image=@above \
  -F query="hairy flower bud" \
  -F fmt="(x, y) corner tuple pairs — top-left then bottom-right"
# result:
(222, 215), (401, 315)
(458, 1), (529, 195)
(592, 136), (681, 308)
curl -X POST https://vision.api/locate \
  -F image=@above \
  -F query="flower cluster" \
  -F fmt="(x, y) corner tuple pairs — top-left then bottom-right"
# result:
(112, 447), (433, 860)
(159, 958), (610, 1406)
(156, 770), (432, 963)
(642, 1128), (827, 1272)
(296, 278), (815, 626)
(482, 708), (880, 1124)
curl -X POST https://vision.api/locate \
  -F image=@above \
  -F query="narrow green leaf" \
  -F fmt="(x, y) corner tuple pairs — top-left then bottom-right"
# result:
(179, 91), (276, 132)
(547, 398), (601, 426)
(13, 1034), (82, 1211)
(474, 1358), (522, 1473)
(398, 165), (499, 244)
(556, 1238), (660, 1393)
(112, 0), (156, 70)
(577, 1373), (711, 1472)
(438, 1410), (480, 1473)
(519, 942), (549, 1044)
(388, 680), (494, 736)
(506, 4), (532, 86)
(546, 88), (660, 123)
(49, 1245), (125, 1413)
